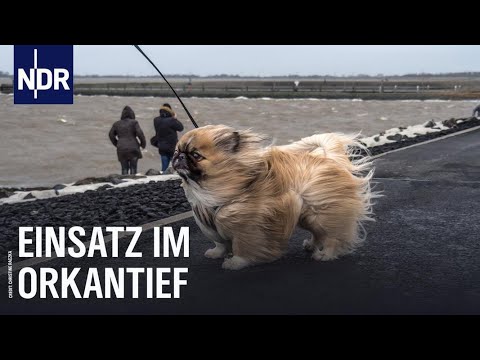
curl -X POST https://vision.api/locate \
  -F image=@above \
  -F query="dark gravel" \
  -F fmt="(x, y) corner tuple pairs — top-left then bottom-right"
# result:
(0, 179), (189, 263)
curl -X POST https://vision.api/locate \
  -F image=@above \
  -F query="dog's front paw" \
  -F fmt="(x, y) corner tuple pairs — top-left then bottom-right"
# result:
(222, 256), (250, 270)
(312, 249), (338, 262)
(204, 245), (226, 259)
(303, 238), (315, 252)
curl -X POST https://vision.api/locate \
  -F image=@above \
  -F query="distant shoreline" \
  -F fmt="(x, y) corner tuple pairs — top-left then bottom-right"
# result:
(3, 73), (480, 81)
(2, 77), (480, 101)
(73, 92), (480, 101)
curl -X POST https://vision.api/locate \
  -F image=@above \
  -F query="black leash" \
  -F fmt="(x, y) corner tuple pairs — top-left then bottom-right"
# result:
(133, 45), (199, 129)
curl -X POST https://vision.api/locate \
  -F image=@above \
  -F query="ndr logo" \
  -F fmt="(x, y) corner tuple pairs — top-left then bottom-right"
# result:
(14, 45), (73, 104)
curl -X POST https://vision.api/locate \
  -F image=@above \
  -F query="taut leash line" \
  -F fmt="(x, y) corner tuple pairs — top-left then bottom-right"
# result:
(133, 45), (199, 128)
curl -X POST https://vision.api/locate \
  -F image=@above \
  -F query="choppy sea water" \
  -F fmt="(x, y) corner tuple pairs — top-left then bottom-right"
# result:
(0, 94), (478, 187)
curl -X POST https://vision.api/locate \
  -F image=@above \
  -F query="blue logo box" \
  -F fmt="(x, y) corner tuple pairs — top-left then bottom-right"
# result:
(14, 45), (74, 104)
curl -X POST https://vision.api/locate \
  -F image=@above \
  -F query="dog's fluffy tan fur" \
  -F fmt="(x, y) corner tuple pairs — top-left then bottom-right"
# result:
(172, 125), (376, 270)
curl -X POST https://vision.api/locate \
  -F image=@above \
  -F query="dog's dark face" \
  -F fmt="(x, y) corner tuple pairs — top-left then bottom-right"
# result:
(171, 144), (204, 183)
(172, 125), (242, 185)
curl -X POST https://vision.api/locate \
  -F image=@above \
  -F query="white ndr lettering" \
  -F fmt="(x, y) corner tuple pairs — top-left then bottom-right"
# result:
(17, 68), (69, 91)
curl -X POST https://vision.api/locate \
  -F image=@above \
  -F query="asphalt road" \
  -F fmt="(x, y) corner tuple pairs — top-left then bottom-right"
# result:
(2, 129), (480, 314)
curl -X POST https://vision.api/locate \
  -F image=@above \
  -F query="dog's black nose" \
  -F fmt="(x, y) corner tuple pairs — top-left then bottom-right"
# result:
(172, 152), (187, 170)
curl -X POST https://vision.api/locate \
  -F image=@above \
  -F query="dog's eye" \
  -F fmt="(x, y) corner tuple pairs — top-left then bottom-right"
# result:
(192, 151), (203, 161)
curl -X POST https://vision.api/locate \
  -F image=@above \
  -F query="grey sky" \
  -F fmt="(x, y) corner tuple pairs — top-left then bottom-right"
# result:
(0, 45), (479, 76)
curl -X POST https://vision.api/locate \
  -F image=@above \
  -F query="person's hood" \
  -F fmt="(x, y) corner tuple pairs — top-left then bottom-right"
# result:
(121, 106), (135, 120)
(159, 106), (175, 117)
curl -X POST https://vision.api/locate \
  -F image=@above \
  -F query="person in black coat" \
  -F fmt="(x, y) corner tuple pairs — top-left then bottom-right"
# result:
(109, 106), (146, 175)
(152, 103), (184, 172)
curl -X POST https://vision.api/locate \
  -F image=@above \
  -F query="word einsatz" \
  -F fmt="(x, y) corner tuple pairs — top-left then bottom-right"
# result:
(16, 226), (189, 299)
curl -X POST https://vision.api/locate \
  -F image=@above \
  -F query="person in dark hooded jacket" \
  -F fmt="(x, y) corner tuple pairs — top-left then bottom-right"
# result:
(152, 103), (184, 172)
(109, 106), (146, 175)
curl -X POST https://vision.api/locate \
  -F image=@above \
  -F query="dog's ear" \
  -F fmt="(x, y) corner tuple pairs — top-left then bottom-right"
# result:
(215, 131), (241, 153)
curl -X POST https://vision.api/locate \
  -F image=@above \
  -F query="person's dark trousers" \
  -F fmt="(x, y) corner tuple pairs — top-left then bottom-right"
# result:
(129, 157), (138, 175)
(120, 160), (129, 175)
(161, 154), (172, 172)
(120, 158), (138, 175)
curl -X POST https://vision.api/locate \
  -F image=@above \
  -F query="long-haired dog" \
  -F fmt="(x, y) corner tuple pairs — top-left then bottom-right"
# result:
(172, 125), (376, 270)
